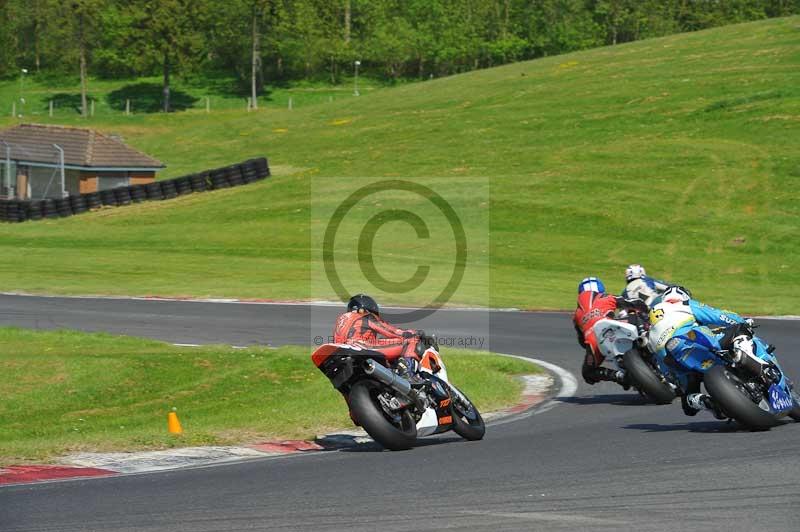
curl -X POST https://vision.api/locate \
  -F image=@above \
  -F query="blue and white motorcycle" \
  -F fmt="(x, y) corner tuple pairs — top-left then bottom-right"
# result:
(700, 331), (800, 429)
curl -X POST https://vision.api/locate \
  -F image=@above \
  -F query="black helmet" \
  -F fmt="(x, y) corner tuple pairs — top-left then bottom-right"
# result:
(347, 294), (380, 315)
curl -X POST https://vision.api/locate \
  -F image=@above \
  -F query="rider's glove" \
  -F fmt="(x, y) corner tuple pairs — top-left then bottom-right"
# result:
(744, 318), (755, 328)
(402, 330), (415, 339)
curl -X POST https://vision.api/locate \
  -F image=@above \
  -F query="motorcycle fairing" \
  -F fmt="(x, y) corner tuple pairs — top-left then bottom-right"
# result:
(592, 318), (638, 360)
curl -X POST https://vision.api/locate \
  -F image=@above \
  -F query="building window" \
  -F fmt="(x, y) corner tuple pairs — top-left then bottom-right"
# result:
(97, 174), (130, 190)
(28, 166), (64, 200)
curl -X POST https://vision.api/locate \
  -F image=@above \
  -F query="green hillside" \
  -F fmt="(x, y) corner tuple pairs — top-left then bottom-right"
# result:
(0, 17), (798, 314)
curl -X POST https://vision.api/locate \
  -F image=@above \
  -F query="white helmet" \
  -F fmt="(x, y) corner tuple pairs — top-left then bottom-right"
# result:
(625, 264), (646, 282)
(662, 285), (690, 304)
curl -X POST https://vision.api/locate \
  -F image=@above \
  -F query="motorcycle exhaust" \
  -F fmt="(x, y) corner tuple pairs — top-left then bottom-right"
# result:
(363, 359), (412, 396)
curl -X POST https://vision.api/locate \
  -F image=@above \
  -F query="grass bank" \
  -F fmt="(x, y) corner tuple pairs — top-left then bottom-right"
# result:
(0, 17), (797, 313)
(0, 327), (538, 465)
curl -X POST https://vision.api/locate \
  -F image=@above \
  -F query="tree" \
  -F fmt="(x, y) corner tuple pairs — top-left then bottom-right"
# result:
(128, 0), (205, 112)
(69, 1), (103, 117)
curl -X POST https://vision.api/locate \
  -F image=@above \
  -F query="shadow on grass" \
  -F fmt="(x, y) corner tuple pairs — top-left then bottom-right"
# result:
(106, 83), (198, 113)
(49, 93), (95, 114)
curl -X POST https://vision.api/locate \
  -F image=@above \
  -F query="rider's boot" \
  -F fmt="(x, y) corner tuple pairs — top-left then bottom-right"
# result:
(595, 367), (631, 390)
(613, 370), (632, 391)
(685, 393), (726, 419)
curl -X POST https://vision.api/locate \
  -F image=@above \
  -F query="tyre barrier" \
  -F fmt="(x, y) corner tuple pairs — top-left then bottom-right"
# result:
(69, 195), (89, 215)
(190, 172), (208, 192)
(130, 184), (147, 203)
(145, 182), (164, 200)
(55, 197), (73, 218)
(114, 187), (133, 206)
(161, 180), (178, 199)
(208, 169), (230, 190)
(224, 165), (245, 187)
(84, 192), (102, 210)
(252, 157), (270, 179)
(100, 189), (118, 207)
(28, 201), (44, 221)
(42, 199), (58, 219)
(240, 161), (259, 184)
(2, 200), (22, 223)
(0, 157), (270, 223)
(173, 176), (193, 196)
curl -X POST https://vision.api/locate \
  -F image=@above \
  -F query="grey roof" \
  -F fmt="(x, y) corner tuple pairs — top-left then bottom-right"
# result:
(0, 123), (164, 169)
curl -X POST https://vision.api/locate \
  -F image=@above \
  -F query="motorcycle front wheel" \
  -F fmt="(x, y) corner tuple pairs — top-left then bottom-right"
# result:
(704, 365), (777, 430)
(449, 385), (485, 441)
(349, 379), (417, 450)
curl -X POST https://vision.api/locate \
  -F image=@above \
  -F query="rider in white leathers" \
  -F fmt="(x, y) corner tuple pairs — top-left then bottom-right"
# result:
(621, 264), (672, 306)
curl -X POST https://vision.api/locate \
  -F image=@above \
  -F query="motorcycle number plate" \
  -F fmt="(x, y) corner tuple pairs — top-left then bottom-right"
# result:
(767, 384), (793, 413)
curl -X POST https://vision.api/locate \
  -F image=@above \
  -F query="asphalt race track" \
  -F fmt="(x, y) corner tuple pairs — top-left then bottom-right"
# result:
(1, 294), (798, 531)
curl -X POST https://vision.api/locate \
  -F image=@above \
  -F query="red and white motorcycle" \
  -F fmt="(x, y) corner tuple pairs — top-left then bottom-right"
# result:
(591, 313), (677, 404)
(311, 334), (485, 450)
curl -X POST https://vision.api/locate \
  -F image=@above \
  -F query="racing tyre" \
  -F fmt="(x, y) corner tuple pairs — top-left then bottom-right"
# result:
(622, 349), (675, 405)
(704, 365), (777, 430)
(348, 379), (417, 451)
(449, 385), (485, 441)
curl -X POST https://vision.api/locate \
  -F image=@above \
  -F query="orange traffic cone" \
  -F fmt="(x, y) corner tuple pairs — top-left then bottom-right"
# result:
(168, 409), (183, 434)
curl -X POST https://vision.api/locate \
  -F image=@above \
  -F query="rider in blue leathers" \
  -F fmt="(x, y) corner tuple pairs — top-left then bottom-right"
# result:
(646, 286), (754, 417)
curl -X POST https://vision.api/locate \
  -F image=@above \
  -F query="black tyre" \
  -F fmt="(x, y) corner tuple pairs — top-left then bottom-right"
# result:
(241, 165), (258, 183)
(69, 195), (88, 214)
(174, 176), (193, 195)
(84, 192), (102, 210)
(209, 169), (229, 189)
(100, 189), (118, 206)
(348, 379), (417, 451)
(130, 185), (147, 203)
(704, 365), (777, 429)
(249, 157), (270, 179)
(114, 187), (132, 206)
(55, 197), (72, 217)
(28, 201), (44, 221)
(145, 182), (164, 200)
(5, 201), (22, 222)
(43, 199), (58, 219)
(161, 180), (178, 199)
(623, 349), (675, 405)
(449, 385), (485, 441)
(225, 165), (244, 187)
(190, 172), (208, 192)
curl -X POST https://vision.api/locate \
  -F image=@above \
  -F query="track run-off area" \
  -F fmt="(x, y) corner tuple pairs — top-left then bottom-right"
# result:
(0, 294), (798, 531)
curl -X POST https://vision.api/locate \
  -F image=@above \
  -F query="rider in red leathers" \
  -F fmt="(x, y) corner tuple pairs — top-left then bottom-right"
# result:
(333, 294), (421, 362)
(573, 277), (647, 387)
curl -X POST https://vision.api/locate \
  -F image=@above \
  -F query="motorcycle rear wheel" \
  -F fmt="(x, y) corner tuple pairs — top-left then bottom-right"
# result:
(349, 379), (417, 450)
(449, 385), (485, 441)
(704, 365), (777, 430)
(622, 349), (675, 405)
